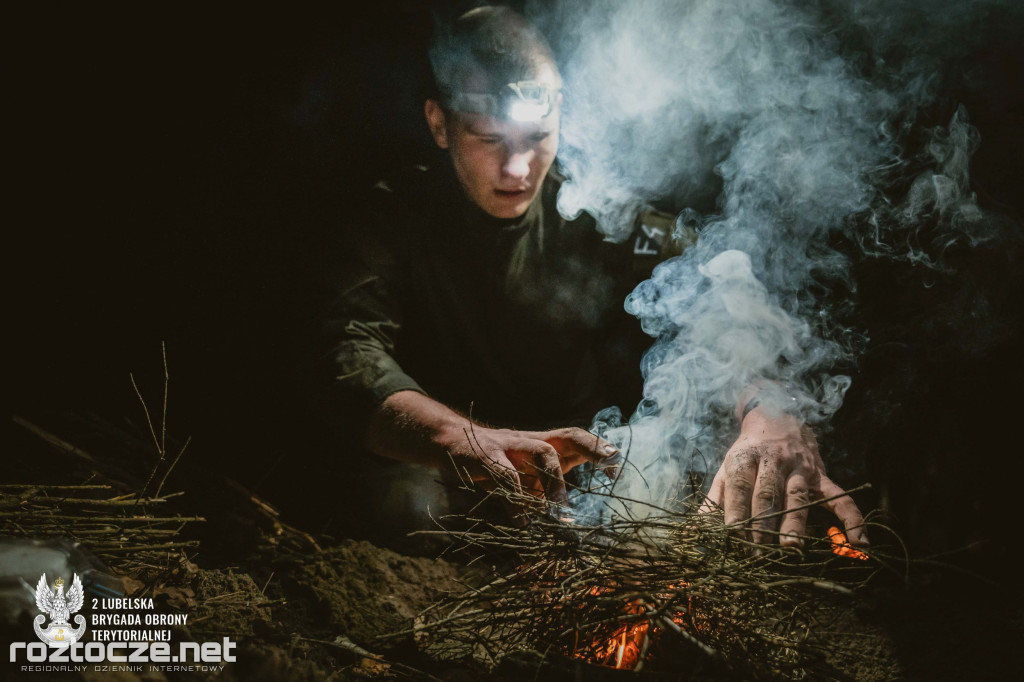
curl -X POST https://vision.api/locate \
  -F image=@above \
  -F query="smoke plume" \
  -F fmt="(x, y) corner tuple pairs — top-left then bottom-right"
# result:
(525, 0), (1018, 513)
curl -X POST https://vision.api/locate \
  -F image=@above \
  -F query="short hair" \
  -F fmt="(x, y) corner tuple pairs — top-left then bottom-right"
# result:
(428, 5), (559, 103)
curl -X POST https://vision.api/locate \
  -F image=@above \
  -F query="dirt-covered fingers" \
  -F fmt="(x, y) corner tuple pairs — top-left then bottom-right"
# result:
(525, 427), (621, 474)
(507, 440), (569, 506)
(723, 448), (758, 542)
(750, 456), (787, 546)
(701, 467), (726, 513)
(820, 475), (869, 546)
(467, 450), (524, 496)
(777, 474), (815, 548)
(533, 447), (569, 507)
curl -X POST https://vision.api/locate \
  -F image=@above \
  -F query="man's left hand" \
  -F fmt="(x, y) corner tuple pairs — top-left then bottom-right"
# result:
(704, 408), (868, 549)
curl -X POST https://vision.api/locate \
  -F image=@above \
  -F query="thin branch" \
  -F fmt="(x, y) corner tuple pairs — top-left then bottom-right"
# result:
(155, 436), (191, 498)
(129, 372), (162, 456)
(0, 484), (112, 491)
(160, 341), (168, 459)
(97, 541), (200, 553)
(731, 483), (873, 529)
(12, 416), (96, 463)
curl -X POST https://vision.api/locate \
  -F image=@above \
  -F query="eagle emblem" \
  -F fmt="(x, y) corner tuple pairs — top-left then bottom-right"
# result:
(34, 573), (87, 646)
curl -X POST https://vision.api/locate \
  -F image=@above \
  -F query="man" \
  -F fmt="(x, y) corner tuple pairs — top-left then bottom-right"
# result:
(316, 6), (867, 548)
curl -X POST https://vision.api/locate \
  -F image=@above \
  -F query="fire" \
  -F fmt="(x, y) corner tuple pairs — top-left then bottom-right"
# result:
(599, 618), (649, 669)
(827, 526), (869, 560)
(578, 584), (689, 670)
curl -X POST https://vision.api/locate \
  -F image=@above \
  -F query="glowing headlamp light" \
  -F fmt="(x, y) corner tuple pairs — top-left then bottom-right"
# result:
(448, 80), (558, 122)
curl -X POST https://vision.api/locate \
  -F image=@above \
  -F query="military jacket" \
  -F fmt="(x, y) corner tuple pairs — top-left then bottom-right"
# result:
(313, 162), (660, 433)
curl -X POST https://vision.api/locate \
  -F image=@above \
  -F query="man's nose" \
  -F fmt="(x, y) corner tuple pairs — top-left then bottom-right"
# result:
(502, 150), (532, 180)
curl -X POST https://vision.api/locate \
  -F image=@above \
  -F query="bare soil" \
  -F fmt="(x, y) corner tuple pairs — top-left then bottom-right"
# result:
(5, 412), (1019, 681)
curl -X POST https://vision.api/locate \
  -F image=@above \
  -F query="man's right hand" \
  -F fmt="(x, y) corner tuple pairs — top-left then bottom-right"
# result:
(365, 391), (619, 508)
(436, 423), (621, 506)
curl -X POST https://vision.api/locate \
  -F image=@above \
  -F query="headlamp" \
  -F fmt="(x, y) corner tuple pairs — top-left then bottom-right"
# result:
(447, 80), (559, 122)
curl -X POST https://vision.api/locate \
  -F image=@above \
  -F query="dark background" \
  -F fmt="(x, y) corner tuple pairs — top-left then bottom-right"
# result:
(9, 1), (1024, 586)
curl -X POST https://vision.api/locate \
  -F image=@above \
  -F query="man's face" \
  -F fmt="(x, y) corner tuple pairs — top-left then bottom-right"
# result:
(426, 100), (560, 219)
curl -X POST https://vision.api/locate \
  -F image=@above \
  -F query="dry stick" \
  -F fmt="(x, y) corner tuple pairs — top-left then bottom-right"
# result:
(15, 496), (174, 507)
(81, 529), (185, 537)
(0, 513), (205, 523)
(725, 577), (853, 595)
(160, 341), (168, 460)
(444, 451), (471, 490)
(154, 436), (191, 499)
(633, 619), (653, 673)
(0, 484), (112, 491)
(12, 416), (97, 463)
(277, 519), (323, 552)
(657, 615), (720, 660)
(260, 571), (275, 596)
(731, 483), (873, 529)
(134, 342), (177, 500)
(860, 518), (911, 582)
(130, 371), (162, 457)
(97, 541), (200, 553)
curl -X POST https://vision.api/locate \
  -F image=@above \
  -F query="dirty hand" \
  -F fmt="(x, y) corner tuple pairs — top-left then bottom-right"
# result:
(438, 425), (620, 506)
(367, 392), (619, 512)
(704, 408), (868, 548)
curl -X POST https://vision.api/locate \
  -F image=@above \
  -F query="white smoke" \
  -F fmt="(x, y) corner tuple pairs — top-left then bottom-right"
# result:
(526, 0), (1014, 513)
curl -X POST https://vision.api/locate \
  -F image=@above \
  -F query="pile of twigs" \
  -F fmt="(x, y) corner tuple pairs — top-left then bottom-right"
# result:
(401, 482), (889, 680)
(3, 346), (205, 575)
(0, 483), (203, 573)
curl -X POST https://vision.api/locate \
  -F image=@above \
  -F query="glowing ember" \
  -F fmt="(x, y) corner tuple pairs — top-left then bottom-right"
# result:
(599, 619), (649, 669)
(576, 586), (690, 669)
(827, 526), (869, 560)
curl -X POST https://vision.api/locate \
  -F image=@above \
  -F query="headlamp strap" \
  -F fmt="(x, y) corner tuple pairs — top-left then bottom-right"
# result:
(448, 80), (558, 120)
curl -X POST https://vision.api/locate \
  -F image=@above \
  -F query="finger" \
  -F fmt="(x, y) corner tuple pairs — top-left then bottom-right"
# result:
(701, 466), (726, 513)
(820, 476), (869, 546)
(508, 441), (569, 506)
(778, 474), (813, 548)
(469, 451), (523, 496)
(485, 452), (536, 525)
(750, 455), (786, 546)
(471, 452), (534, 524)
(524, 427), (621, 473)
(723, 448), (758, 542)
(532, 446), (569, 508)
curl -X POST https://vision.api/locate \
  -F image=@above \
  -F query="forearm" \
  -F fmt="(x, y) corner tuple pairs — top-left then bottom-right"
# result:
(364, 390), (473, 467)
(736, 381), (800, 423)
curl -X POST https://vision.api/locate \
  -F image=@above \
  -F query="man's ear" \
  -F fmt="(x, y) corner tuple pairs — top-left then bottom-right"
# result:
(424, 99), (449, 149)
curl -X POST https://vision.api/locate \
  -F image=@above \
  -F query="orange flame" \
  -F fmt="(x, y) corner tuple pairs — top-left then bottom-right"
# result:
(577, 585), (691, 669)
(827, 526), (869, 560)
(601, 619), (649, 669)
(615, 629), (627, 667)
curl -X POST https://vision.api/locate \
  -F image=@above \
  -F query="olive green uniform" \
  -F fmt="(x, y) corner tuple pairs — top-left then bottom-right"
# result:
(307, 162), (655, 543)
(314, 162), (648, 433)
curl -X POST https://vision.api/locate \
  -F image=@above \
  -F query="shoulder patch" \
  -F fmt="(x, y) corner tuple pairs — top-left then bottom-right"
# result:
(630, 208), (700, 275)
